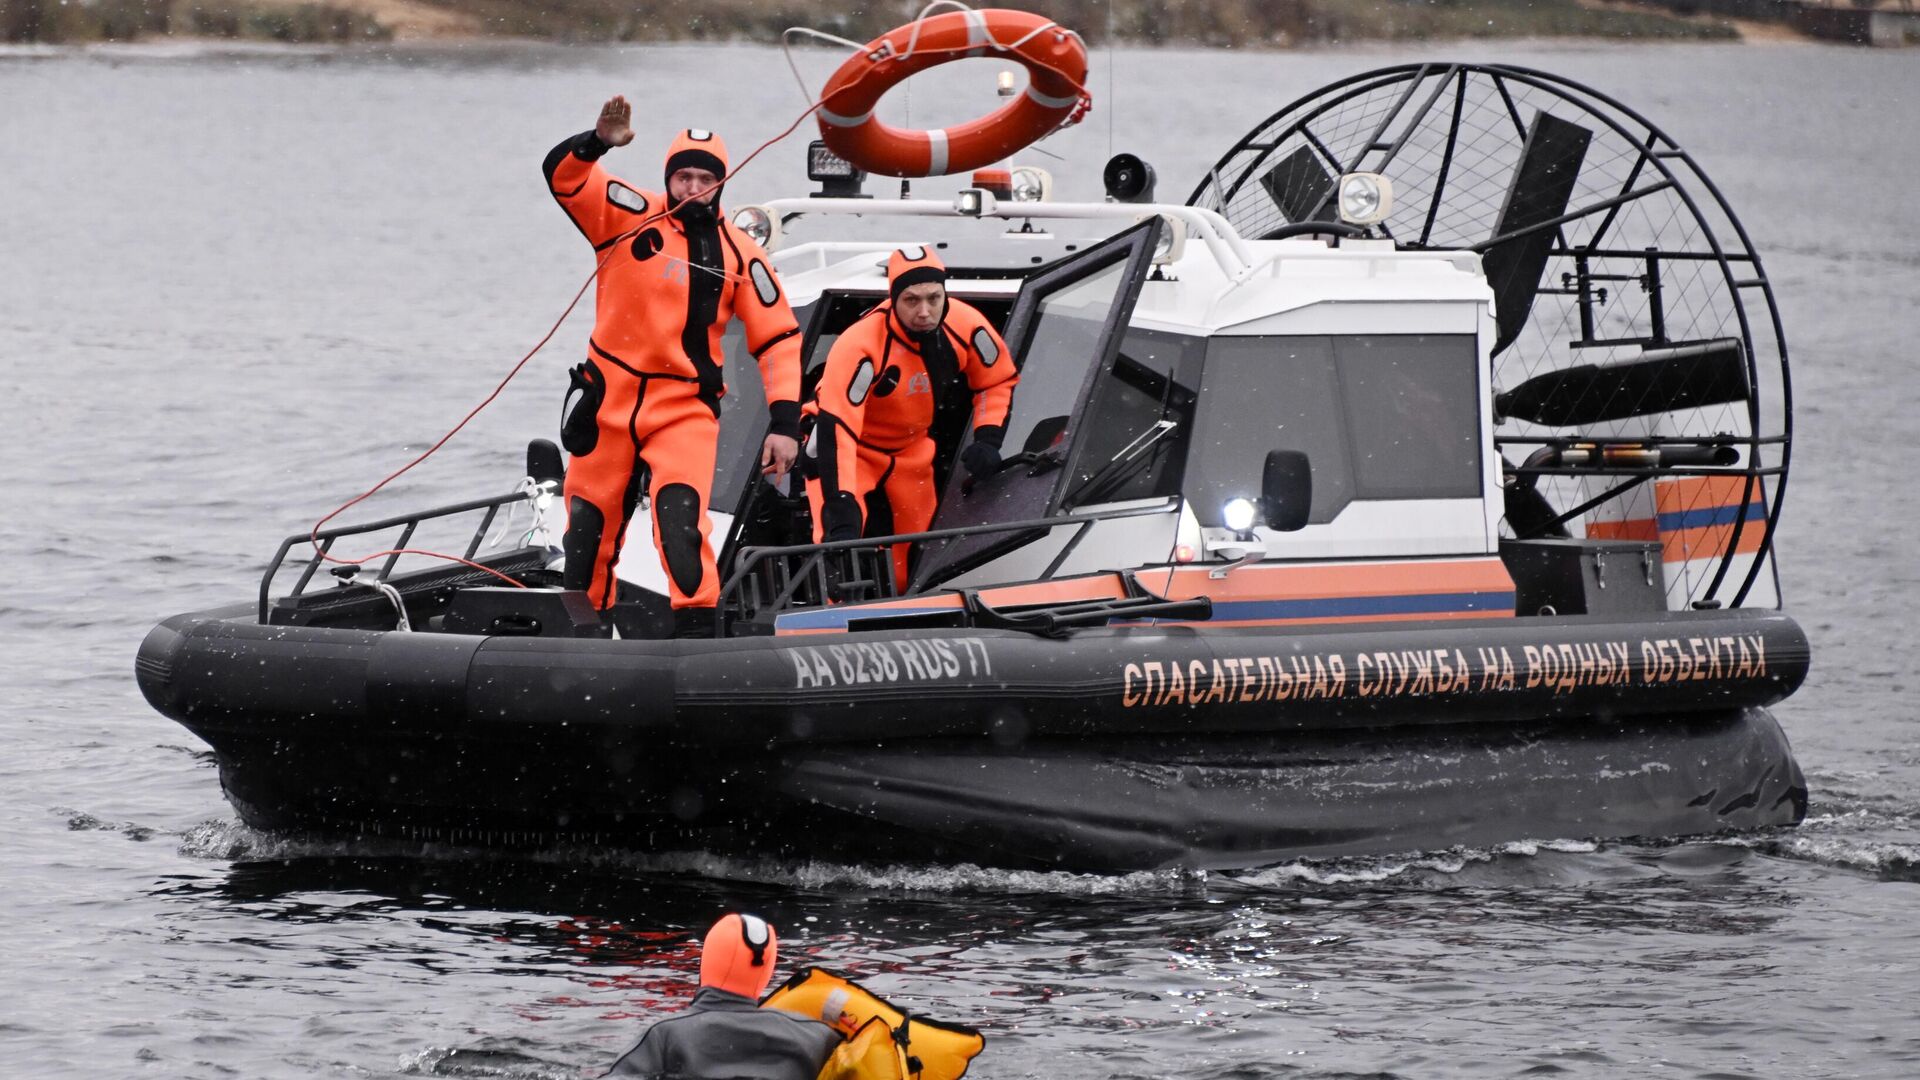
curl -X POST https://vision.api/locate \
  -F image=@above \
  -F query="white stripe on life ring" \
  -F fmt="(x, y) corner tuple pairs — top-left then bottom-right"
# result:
(926, 128), (949, 176)
(963, 8), (990, 46)
(1025, 85), (1079, 110)
(819, 107), (873, 128)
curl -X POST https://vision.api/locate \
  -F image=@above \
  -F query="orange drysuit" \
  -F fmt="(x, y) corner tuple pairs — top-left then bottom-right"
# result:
(806, 246), (1018, 589)
(544, 128), (803, 614)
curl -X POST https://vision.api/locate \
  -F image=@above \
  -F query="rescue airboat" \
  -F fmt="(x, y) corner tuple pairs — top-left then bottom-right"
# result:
(137, 41), (1808, 871)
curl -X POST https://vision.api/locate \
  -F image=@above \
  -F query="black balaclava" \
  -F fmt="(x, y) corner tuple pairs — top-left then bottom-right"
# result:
(663, 128), (728, 222)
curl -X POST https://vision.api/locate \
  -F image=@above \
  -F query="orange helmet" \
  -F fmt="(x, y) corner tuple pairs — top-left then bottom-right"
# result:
(886, 244), (947, 302)
(664, 128), (729, 188)
(699, 913), (778, 998)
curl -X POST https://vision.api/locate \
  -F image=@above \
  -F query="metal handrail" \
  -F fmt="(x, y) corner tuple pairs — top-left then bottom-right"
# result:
(718, 499), (1177, 629)
(760, 197), (1257, 280)
(1494, 434), (1788, 447)
(1509, 465), (1787, 479)
(257, 489), (534, 623)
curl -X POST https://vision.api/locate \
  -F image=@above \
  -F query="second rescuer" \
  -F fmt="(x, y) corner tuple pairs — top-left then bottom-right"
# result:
(806, 246), (1019, 590)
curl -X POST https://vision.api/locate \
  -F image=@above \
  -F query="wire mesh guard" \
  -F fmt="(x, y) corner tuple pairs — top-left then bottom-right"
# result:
(1188, 64), (1791, 610)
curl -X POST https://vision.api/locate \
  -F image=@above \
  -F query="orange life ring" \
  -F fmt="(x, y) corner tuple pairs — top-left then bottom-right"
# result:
(816, 9), (1089, 179)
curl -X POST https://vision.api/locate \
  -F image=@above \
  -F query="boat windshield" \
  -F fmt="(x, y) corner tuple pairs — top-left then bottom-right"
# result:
(995, 255), (1130, 460)
(914, 217), (1162, 588)
(1184, 333), (1483, 527)
(1060, 326), (1204, 508)
(710, 322), (768, 511)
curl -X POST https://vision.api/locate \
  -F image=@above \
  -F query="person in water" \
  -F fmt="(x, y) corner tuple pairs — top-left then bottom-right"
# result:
(805, 246), (1019, 589)
(544, 96), (805, 637)
(604, 913), (840, 1079)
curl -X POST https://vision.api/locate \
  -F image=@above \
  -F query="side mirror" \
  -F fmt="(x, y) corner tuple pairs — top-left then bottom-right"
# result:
(1261, 450), (1312, 532)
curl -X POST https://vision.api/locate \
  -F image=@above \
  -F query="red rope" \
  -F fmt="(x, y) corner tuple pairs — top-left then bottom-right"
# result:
(306, 16), (1093, 588)
(306, 104), (830, 585)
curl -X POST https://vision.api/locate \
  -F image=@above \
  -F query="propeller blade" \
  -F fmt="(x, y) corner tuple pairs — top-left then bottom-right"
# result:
(1483, 111), (1593, 357)
(1496, 338), (1752, 427)
(1258, 146), (1338, 230)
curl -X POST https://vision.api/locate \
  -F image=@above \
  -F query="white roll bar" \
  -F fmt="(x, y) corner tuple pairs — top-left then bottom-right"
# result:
(759, 197), (1257, 279)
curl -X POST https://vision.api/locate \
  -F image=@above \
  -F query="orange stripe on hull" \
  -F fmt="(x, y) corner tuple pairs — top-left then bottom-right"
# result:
(1158, 558), (1516, 603)
(1655, 474), (1759, 514)
(1587, 518), (1660, 542)
(774, 557), (1519, 634)
(1588, 475), (1770, 564)
(1663, 520), (1768, 564)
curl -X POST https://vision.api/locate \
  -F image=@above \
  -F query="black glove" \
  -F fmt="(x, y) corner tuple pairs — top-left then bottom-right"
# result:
(818, 493), (860, 603)
(820, 491), (862, 543)
(960, 439), (1003, 480)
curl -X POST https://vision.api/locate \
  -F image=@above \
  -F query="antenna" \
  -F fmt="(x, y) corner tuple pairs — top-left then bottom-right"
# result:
(1106, 2), (1116, 166)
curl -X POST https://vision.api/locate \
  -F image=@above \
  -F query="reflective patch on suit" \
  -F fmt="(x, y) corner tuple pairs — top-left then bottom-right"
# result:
(972, 327), (1001, 366)
(654, 483), (706, 598)
(798, 428), (820, 479)
(607, 182), (649, 214)
(562, 496), (605, 595)
(847, 359), (877, 406)
(687, 129), (714, 141)
(561, 360), (605, 456)
(898, 244), (927, 261)
(748, 259), (780, 306)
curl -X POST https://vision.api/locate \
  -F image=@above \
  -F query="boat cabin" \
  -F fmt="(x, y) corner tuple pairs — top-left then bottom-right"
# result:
(687, 198), (1521, 636)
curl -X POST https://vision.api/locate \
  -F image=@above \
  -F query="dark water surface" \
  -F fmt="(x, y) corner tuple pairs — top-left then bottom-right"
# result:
(3, 37), (1918, 1079)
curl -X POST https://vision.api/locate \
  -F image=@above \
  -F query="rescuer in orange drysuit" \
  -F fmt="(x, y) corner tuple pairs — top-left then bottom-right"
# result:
(544, 96), (803, 637)
(805, 246), (1018, 590)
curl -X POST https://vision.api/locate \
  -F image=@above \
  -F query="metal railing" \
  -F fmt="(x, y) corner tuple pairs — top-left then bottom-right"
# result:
(718, 500), (1177, 634)
(257, 489), (535, 624)
(760, 197), (1257, 281)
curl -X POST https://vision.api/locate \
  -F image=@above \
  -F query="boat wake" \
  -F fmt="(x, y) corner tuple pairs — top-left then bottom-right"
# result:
(542, 847), (1208, 898)
(398, 1044), (578, 1079)
(1219, 839), (1604, 891)
(185, 815), (1804, 898)
(1731, 797), (1920, 882)
(1747, 831), (1920, 881)
(54, 806), (160, 843)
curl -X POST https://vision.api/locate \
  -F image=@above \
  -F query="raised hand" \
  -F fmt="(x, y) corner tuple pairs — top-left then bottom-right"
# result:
(595, 95), (634, 147)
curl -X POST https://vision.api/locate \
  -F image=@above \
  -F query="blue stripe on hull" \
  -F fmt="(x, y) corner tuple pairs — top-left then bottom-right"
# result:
(1657, 501), (1765, 532)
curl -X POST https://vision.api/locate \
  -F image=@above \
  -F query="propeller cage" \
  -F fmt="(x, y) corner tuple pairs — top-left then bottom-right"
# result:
(1188, 63), (1792, 611)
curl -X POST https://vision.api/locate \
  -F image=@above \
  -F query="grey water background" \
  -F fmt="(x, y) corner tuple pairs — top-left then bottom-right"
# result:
(2, 35), (1918, 1079)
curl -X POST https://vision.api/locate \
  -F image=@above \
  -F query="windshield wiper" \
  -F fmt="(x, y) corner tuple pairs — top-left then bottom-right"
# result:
(1064, 418), (1180, 508)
